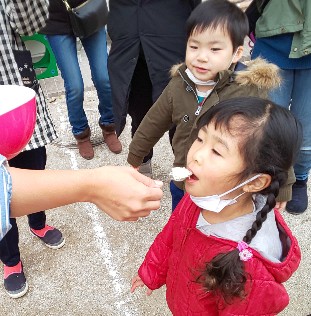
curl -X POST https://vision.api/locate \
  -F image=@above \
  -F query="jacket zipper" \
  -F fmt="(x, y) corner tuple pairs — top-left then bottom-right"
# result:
(195, 99), (206, 116)
(179, 70), (218, 116)
(178, 70), (200, 102)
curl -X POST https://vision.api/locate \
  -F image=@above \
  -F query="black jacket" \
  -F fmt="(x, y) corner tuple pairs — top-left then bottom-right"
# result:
(107, 0), (201, 135)
(41, 0), (85, 34)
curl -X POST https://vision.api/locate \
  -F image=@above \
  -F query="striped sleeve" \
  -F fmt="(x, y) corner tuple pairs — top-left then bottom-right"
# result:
(0, 155), (12, 241)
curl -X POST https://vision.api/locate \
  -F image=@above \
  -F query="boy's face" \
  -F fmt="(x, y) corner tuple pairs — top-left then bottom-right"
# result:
(185, 120), (245, 198)
(185, 26), (243, 83)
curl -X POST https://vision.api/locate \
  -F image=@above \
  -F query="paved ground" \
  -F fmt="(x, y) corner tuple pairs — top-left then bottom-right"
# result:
(1, 17), (311, 315)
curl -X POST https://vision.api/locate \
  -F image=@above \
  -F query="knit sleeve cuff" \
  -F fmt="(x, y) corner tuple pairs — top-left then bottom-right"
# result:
(276, 184), (292, 202)
(127, 152), (144, 168)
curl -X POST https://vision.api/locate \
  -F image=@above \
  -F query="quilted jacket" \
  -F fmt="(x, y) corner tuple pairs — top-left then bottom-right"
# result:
(138, 194), (301, 315)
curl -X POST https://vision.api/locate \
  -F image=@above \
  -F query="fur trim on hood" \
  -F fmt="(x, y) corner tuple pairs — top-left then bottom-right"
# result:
(235, 57), (281, 90)
(170, 57), (281, 90)
(170, 63), (183, 77)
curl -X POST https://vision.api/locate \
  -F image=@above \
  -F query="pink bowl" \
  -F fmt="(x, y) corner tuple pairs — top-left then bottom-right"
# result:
(0, 85), (37, 160)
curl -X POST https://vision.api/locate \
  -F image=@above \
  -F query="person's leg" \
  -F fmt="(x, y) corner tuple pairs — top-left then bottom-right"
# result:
(290, 68), (311, 180)
(0, 218), (20, 267)
(47, 34), (93, 159)
(268, 68), (293, 108)
(269, 68), (310, 214)
(0, 147), (48, 264)
(47, 34), (87, 134)
(0, 218), (27, 298)
(82, 28), (113, 125)
(82, 28), (122, 154)
(285, 68), (311, 213)
(1, 148), (65, 298)
(128, 48), (153, 166)
(0, 148), (47, 298)
(3, 148), (46, 260)
(8, 147), (64, 247)
(22, 148), (47, 230)
(170, 181), (185, 212)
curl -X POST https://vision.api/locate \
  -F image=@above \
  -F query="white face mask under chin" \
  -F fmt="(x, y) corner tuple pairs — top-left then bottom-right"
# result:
(190, 174), (261, 213)
(186, 49), (239, 86)
(185, 68), (216, 86)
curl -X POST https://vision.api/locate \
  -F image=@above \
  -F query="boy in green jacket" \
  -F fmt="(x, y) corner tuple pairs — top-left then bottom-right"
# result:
(128, 0), (287, 210)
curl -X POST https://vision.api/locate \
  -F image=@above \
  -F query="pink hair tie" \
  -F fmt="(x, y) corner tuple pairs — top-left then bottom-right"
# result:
(237, 241), (253, 262)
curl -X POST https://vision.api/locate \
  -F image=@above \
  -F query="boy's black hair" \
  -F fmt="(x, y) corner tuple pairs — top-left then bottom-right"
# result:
(195, 97), (302, 302)
(186, 0), (249, 50)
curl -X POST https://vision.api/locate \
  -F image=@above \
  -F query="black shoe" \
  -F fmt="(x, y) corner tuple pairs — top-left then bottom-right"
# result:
(30, 225), (65, 249)
(4, 261), (28, 299)
(286, 179), (308, 215)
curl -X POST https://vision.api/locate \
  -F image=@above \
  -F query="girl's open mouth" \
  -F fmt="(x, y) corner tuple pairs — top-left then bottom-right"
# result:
(186, 173), (198, 183)
(190, 173), (198, 180)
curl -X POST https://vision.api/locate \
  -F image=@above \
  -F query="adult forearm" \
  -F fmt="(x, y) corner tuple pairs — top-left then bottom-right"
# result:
(9, 166), (163, 221)
(9, 167), (89, 216)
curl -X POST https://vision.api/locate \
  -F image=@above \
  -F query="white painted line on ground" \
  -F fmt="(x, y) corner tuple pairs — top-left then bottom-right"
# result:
(64, 149), (137, 315)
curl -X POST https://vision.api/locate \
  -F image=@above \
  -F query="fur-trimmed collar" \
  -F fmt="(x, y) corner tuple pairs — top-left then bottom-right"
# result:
(170, 57), (281, 90)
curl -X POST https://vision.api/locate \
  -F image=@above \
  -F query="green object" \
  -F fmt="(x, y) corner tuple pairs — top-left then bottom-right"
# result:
(21, 33), (58, 80)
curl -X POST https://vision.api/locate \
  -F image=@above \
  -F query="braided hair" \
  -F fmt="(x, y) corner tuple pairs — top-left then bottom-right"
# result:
(195, 97), (302, 301)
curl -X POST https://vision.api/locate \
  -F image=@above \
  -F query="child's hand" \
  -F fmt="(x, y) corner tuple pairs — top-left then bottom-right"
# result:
(130, 275), (153, 296)
(275, 201), (287, 211)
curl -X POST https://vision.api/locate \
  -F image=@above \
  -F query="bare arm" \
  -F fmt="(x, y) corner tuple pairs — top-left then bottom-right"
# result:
(9, 166), (163, 221)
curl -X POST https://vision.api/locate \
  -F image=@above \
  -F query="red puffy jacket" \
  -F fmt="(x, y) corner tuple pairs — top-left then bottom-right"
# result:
(138, 194), (301, 315)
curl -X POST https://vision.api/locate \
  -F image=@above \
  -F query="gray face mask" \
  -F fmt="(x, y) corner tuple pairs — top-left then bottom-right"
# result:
(190, 174), (261, 213)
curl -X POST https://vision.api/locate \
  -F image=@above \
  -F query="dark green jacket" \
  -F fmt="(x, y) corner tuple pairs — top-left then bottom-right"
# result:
(255, 0), (311, 58)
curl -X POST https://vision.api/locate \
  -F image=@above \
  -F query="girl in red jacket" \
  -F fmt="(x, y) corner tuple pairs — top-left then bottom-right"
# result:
(131, 97), (302, 315)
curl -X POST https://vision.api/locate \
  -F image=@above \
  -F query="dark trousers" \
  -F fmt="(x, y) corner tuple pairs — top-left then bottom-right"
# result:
(0, 147), (47, 266)
(170, 180), (184, 212)
(128, 49), (153, 163)
(128, 47), (176, 163)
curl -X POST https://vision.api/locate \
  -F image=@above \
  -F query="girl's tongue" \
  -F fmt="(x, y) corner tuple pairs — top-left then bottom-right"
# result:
(190, 174), (198, 180)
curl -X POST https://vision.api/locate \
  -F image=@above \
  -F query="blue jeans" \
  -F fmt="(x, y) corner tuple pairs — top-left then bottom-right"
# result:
(170, 180), (184, 212)
(269, 68), (311, 181)
(47, 28), (114, 135)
